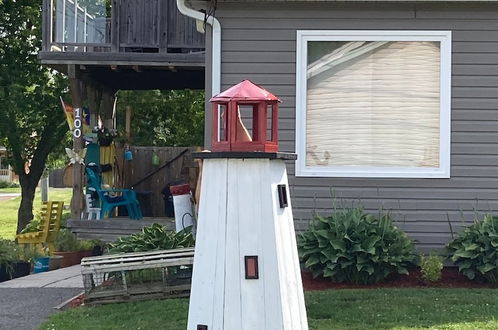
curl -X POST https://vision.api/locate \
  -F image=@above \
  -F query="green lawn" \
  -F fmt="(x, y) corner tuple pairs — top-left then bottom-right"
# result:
(40, 288), (498, 330)
(0, 188), (72, 239)
(0, 187), (22, 194)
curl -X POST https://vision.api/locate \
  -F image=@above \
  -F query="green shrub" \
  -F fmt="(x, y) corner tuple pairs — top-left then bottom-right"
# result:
(448, 215), (498, 284)
(16, 245), (45, 265)
(20, 216), (42, 234)
(0, 180), (19, 189)
(108, 223), (194, 254)
(60, 212), (71, 228)
(78, 240), (100, 251)
(0, 239), (18, 275)
(55, 228), (81, 252)
(298, 207), (418, 284)
(420, 254), (443, 282)
(55, 228), (97, 252)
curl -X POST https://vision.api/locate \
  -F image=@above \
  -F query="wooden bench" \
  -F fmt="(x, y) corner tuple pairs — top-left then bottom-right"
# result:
(16, 201), (64, 254)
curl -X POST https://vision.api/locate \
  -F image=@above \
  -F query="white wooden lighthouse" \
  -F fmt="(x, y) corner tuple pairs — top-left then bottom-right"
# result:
(187, 80), (308, 330)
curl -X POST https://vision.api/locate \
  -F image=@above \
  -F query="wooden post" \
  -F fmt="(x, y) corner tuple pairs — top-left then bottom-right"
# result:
(101, 89), (117, 130)
(111, 0), (120, 52)
(42, 0), (51, 51)
(86, 83), (103, 127)
(125, 105), (132, 142)
(41, 175), (49, 203)
(68, 65), (84, 220)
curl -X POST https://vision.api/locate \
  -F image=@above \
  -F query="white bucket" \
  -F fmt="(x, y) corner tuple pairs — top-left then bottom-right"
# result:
(170, 184), (194, 232)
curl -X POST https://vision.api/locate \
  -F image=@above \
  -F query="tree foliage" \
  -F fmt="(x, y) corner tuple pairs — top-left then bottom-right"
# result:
(0, 0), (69, 233)
(116, 89), (205, 147)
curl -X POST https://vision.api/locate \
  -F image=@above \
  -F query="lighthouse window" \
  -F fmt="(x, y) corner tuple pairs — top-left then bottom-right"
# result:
(217, 104), (227, 142)
(295, 30), (451, 178)
(267, 104), (274, 141)
(237, 104), (255, 141)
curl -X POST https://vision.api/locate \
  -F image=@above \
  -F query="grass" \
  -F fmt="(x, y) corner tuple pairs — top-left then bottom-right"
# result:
(0, 187), (22, 194)
(0, 188), (72, 239)
(40, 288), (498, 330)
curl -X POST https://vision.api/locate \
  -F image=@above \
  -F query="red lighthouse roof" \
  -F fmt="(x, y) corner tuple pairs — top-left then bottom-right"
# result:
(210, 80), (281, 102)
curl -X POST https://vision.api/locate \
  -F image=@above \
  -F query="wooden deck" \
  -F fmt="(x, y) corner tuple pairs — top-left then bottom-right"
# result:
(67, 217), (175, 242)
(41, 0), (204, 63)
(40, 0), (205, 89)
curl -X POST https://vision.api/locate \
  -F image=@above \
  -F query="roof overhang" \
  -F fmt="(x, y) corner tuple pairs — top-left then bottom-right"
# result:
(213, 0), (498, 2)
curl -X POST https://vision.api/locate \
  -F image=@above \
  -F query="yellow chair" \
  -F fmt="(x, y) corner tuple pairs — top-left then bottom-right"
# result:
(16, 201), (64, 254)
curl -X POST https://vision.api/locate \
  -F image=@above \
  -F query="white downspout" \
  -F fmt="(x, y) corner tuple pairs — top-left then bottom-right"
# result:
(176, 0), (221, 96)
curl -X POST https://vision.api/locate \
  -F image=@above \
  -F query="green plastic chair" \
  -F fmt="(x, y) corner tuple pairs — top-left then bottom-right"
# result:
(85, 165), (142, 220)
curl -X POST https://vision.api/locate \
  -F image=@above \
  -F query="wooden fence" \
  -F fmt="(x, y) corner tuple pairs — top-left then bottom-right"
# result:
(49, 169), (65, 188)
(49, 146), (198, 217)
(115, 146), (198, 217)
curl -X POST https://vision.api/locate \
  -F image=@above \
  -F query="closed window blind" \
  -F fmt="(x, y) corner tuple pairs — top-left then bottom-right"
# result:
(306, 41), (441, 168)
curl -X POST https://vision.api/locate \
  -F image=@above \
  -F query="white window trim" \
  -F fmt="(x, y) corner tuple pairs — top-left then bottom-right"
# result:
(295, 30), (452, 178)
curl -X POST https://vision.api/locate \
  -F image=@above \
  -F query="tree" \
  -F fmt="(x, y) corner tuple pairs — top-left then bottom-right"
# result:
(116, 89), (205, 147)
(0, 0), (69, 233)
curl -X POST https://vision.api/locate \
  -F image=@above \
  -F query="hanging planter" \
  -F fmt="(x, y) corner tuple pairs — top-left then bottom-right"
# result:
(152, 153), (160, 166)
(97, 127), (116, 146)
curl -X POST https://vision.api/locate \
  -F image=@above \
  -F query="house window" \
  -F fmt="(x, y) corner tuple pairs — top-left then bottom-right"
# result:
(295, 31), (451, 178)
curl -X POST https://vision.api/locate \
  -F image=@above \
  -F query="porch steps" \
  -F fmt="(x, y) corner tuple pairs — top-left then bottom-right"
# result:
(67, 217), (175, 242)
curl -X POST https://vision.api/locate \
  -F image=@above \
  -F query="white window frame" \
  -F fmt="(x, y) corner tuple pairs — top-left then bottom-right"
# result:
(295, 30), (452, 178)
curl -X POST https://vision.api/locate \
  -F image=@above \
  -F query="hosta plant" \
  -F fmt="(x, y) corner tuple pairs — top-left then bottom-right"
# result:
(298, 207), (418, 284)
(108, 223), (194, 254)
(448, 215), (498, 284)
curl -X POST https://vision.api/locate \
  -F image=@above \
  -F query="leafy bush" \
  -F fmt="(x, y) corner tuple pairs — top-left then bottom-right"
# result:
(108, 223), (194, 254)
(54, 229), (95, 252)
(420, 254), (443, 282)
(0, 239), (18, 275)
(55, 229), (81, 252)
(0, 180), (19, 189)
(60, 212), (71, 228)
(20, 216), (41, 234)
(298, 207), (418, 284)
(79, 240), (100, 252)
(16, 245), (46, 264)
(448, 215), (498, 284)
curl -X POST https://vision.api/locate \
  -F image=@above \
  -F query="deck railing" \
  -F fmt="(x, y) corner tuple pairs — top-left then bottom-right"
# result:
(42, 0), (204, 54)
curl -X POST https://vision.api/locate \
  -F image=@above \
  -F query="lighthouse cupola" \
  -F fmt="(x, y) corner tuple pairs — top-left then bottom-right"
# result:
(209, 80), (280, 152)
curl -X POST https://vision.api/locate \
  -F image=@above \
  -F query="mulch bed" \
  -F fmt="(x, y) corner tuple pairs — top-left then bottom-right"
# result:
(63, 268), (493, 309)
(302, 267), (495, 290)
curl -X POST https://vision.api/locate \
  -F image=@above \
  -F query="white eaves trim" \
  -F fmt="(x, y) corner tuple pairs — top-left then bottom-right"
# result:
(215, 0), (498, 2)
(295, 30), (452, 179)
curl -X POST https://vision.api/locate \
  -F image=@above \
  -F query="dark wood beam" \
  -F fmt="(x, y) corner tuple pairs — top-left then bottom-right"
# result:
(38, 51), (205, 67)
(68, 65), (84, 220)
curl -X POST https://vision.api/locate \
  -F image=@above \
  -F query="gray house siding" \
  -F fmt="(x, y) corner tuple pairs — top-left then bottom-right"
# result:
(210, 2), (498, 251)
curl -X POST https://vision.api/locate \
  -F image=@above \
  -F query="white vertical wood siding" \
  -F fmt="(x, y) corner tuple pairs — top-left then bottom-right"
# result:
(188, 158), (308, 329)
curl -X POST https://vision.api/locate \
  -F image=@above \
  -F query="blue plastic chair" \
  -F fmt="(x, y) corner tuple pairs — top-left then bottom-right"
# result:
(85, 166), (142, 220)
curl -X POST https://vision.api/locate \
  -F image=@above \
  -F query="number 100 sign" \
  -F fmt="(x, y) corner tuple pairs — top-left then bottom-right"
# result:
(73, 108), (82, 138)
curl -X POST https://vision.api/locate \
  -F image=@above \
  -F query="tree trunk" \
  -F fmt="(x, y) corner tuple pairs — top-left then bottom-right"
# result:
(17, 174), (37, 234)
